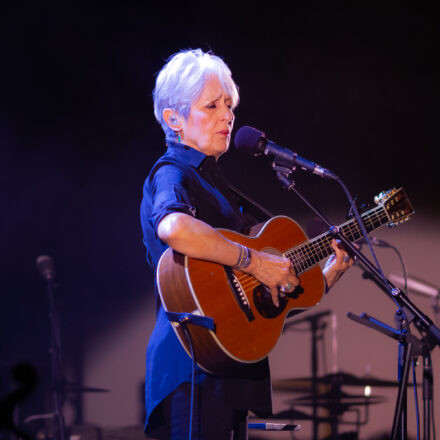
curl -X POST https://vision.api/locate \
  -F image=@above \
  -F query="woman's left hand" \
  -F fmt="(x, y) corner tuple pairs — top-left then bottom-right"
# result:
(323, 239), (357, 290)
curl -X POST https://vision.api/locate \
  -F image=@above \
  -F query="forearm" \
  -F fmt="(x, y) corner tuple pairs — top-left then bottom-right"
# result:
(323, 265), (342, 290)
(158, 212), (300, 307)
(157, 212), (240, 266)
(322, 239), (356, 291)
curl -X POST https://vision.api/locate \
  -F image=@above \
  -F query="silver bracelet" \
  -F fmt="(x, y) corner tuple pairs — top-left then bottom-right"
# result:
(233, 244), (244, 268)
(233, 244), (252, 270)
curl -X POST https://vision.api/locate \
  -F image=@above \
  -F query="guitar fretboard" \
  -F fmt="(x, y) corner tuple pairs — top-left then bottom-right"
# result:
(284, 205), (388, 274)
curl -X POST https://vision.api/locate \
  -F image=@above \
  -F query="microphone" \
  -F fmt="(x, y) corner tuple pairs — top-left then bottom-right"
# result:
(36, 255), (56, 280)
(388, 273), (440, 299)
(234, 126), (338, 180)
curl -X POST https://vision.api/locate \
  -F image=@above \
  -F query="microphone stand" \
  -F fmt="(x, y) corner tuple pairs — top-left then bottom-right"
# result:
(37, 261), (66, 440)
(272, 163), (440, 439)
(47, 276), (66, 440)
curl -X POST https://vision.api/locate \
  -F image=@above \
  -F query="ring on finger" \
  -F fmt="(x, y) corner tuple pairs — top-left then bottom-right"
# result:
(280, 282), (293, 292)
(343, 254), (350, 263)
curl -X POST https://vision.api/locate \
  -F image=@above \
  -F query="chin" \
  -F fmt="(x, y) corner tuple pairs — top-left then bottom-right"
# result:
(216, 144), (229, 158)
(219, 139), (230, 152)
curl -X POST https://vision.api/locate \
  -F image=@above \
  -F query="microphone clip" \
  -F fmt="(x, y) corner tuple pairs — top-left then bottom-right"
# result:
(272, 161), (296, 190)
(272, 160), (296, 175)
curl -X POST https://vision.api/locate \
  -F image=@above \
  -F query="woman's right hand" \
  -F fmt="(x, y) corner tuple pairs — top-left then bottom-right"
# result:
(243, 250), (299, 307)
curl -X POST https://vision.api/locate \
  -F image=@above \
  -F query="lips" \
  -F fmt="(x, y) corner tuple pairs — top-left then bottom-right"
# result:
(217, 130), (230, 136)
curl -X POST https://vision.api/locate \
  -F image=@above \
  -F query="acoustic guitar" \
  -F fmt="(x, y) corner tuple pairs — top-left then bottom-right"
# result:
(157, 187), (414, 374)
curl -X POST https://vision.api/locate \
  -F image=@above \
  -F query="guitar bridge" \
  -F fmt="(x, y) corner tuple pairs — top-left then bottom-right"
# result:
(223, 267), (255, 322)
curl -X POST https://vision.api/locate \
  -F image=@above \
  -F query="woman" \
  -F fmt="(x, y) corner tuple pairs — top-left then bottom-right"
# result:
(140, 49), (353, 439)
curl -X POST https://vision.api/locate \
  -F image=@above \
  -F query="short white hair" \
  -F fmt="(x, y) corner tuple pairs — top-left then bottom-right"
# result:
(153, 49), (240, 140)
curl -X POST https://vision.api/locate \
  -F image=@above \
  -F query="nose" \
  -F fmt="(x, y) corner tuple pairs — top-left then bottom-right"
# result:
(223, 105), (234, 124)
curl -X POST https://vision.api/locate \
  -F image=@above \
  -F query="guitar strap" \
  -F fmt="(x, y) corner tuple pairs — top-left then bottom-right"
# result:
(227, 183), (275, 221)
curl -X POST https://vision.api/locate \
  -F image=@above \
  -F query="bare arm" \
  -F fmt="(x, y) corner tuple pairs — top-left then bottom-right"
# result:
(158, 212), (299, 306)
(158, 213), (354, 303)
(158, 212), (243, 266)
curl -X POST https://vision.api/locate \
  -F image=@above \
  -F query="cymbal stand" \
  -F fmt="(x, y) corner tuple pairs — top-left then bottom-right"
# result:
(347, 311), (435, 439)
(285, 310), (331, 440)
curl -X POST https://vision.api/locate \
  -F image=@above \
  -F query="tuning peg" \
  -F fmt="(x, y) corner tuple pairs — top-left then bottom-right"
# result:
(374, 190), (387, 205)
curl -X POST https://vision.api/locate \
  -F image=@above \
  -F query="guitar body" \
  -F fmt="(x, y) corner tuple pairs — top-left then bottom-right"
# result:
(157, 216), (325, 374)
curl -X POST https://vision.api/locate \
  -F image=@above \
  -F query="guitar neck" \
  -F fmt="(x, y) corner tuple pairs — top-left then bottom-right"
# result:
(285, 205), (388, 274)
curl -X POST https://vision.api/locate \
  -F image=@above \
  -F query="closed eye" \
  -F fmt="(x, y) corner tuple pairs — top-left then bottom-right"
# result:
(206, 100), (233, 110)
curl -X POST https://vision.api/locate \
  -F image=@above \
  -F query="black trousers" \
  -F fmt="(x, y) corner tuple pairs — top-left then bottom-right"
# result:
(146, 382), (248, 440)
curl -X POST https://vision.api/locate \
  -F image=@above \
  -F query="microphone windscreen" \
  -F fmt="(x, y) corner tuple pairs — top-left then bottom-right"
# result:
(234, 126), (265, 155)
(36, 255), (56, 280)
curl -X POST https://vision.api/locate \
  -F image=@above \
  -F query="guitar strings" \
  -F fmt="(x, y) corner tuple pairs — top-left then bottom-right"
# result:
(236, 208), (388, 289)
(236, 191), (412, 293)
(285, 206), (388, 274)
(235, 205), (389, 291)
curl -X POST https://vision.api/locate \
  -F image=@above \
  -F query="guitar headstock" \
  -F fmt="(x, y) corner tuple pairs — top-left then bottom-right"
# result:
(374, 187), (415, 227)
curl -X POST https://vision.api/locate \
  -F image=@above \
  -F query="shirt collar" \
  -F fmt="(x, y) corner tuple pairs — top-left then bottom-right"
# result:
(166, 141), (209, 169)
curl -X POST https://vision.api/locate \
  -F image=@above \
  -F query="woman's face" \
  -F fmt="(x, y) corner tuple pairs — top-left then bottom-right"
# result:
(181, 74), (235, 159)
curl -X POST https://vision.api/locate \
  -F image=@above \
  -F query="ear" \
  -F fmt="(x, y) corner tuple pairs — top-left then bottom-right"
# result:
(163, 109), (183, 131)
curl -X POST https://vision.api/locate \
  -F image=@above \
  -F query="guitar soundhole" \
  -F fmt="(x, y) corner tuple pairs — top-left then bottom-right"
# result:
(253, 285), (288, 318)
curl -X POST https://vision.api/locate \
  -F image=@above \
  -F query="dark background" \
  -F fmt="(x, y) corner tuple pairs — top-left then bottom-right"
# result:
(1, 1), (438, 430)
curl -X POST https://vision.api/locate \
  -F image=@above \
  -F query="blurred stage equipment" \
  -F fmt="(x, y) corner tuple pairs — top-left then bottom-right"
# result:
(273, 371), (416, 391)
(34, 255), (110, 440)
(389, 273), (440, 299)
(0, 362), (38, 440)
(283, 310), (332, 439)
(36, 255), (66, 440)
(248, 422), (301, 432)
(284, 389), (386, 409)
(389, 273), (440, 327)
(284, 389), (387, 429)
(272, 370), (393, 439)
(279, 311), (382, 439)
(347, 310), (436, 440)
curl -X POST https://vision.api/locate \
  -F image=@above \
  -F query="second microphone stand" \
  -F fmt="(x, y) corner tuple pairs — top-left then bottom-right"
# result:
(44, 272), (66, 440)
